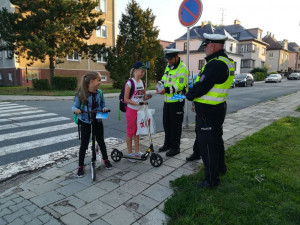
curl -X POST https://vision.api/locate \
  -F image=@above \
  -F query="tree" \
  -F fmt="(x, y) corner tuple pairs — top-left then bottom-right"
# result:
(0, 0), (106, 80)
(105, 0), (164, 88)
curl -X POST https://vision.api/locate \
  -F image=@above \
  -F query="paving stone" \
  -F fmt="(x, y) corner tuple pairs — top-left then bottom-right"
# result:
(0, 195), (18, 205)
(90, 218), (111, 225)
(65, 196), (86, 209)
(169, 167), (195, 178)
(102, 205), (141, 225)
(9, 218), (25, 225)
(43, 206), (62, 219)
(12, 196), (24, 203)
(38, 214), (52, 223)
(75, 200), (113, 221)
(111, 159), (134, 170)
(24, 204), (39, 213)
(99, 188), (133, 208)
(124, 194), (159, 215)
(9, 199), (31, 211)
(55, 181), (87, 197)
(95, 180), (121, 192)
(48, 199), (76, 215)
(149, 164), (175, 177)
(61, 212), (89, 225)
(40, 168), (67, 180)
(128, 163), (153, 173)
(142, 183), (173, 202)
(26, 218), (43, 225)
(22, 181), (61, 195)
(30, 191), (65, 208)
(114, 170), (140, 181)
(0, 207), (12, 218)
(0, 218), (6, 225)
(18, 190), (37, 199)
(135, 171), (163, 185)
(157, 174), (177, 188)
(119, 179), (150, 196)
(74, 185), (107, 203)
(58, 161), (78, 173)
(138, 208), (169, 225)
(44, 218), (62, 225)
(163, 157), (186, 168)
(3, 208), (28, 223)
(21, 214), (34, 223)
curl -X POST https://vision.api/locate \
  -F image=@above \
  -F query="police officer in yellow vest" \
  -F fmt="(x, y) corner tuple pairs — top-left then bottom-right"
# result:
(186, 33), (235, 188)
(157, 49), (188, 157)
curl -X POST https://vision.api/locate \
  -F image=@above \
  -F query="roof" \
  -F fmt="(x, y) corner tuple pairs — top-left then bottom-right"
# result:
(220, 24), (255, 41)
(262, 35), (284, 50)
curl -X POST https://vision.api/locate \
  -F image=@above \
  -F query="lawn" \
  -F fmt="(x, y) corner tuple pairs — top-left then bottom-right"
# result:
(164, 116), (300, 225)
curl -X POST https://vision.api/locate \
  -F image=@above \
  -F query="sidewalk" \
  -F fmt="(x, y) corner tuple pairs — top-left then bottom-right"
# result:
(1, 91), (300, 225)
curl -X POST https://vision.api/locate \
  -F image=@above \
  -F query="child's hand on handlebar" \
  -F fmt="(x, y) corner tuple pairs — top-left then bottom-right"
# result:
(139, 101), (148, 105)
(74, 109), (81, 114)
(102, 108), (110, 112)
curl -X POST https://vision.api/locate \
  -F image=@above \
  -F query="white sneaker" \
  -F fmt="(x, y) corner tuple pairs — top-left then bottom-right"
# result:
(127, 153), (136, 163)
(134, 152), (143, 158)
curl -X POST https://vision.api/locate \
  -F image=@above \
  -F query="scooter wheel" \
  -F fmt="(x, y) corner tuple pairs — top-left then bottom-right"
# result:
(111, 149), (123, 162)
(150, 153), (163, 167)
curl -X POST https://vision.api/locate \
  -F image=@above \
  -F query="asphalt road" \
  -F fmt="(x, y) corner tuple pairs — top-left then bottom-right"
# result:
(1, 78), (300, 166)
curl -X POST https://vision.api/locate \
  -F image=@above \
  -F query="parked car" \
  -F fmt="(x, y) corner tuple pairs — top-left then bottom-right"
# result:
(234, 73), (254, 87)
(287, 73), (300, 80)
(265, 74), (282, 83)
(231, 79), (235, 88)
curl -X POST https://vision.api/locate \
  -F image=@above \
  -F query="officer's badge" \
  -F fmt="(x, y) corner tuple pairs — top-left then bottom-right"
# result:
(179, 78), (184, 83)
(200, 75), (205, 82)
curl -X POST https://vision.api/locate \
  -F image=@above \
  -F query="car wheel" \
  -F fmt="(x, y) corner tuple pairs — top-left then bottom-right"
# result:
(244, 82), (247, 87)
(251, 82), (254, 86)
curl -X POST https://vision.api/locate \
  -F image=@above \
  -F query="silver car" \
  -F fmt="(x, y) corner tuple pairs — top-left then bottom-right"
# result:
(265, 74), (282, 83)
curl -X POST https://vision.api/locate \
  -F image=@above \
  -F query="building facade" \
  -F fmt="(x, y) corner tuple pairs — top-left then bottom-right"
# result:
(0, 0), (117, 86)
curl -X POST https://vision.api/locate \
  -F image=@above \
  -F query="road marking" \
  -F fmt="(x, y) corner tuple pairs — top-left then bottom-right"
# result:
(0, 122), (76, 141)
(0, 105), (31, 110)
(0, 110), (46, 118)
(0, 107), (36, 113)
(0, 132), (79, 156)
(0, 113), (57, 123)
(0, 117), (70, 131)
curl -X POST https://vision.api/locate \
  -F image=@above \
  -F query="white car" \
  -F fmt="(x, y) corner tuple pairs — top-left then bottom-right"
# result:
(265, 74), (282, 83)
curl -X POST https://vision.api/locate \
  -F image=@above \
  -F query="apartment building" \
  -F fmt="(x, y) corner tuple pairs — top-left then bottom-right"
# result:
(0, 0), (117, 86)
(263, 33), (289, 73)
(222, 20), (268, 74)
(287, 42), (300, 72)
(174, 22), (242, 75)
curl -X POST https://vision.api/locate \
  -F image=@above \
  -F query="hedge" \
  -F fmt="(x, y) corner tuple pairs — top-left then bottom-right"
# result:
(51, 76), (77, 90)
(32, 79), (50, 90)
(253, 72), (267, 81)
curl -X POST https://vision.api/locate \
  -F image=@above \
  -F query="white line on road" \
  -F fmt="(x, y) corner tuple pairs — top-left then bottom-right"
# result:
(0, 105), (31, 110)
(0, 122), (76, 141)
(0, 113), (58, 123)
(0, 117), (70, 131)
(0, 107), (36, 113)
(0, 110), (46, 118)
(0, 132), (79, 156)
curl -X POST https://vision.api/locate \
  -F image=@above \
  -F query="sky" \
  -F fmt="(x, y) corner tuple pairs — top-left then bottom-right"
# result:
(117, 0), (300, 44)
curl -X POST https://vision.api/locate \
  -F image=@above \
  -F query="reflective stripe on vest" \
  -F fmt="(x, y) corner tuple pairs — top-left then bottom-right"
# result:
(161, 61), (188, 103)
(193, 56), (235, 105)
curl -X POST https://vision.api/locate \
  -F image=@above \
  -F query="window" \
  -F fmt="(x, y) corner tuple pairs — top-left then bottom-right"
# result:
(97, 52), (107, 62)
(241, 59), (255, 68)
(231, 33), (239, 38)
(67, 51), (80, 61)
(269, 53), (273, 58)
(0, 51), (2, 60)
(198, 60), (205, 70)
(258, 32), (262, 39)
(249, 44), (256, 52)
(0, 73), (2, 80)
(5, 50), (13, 59)
(229, 43), (233, 52)
(96, 25), (107, 38)
(261, 61), (265, 68)
(240, 44), (246, 52)
(101, 75), (107, 81)
(184, 42), (187, 51)
(95, 0), (107, 13)
(262, 48), (266, 55)
(8, 73), (12, 81)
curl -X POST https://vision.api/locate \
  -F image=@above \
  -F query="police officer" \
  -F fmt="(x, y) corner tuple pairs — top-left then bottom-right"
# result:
(157, 49), (188, 157)
(186, 33), (235, 188)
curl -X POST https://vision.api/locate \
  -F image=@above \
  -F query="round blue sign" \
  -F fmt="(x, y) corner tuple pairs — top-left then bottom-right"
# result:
(178, 0), (203, 27)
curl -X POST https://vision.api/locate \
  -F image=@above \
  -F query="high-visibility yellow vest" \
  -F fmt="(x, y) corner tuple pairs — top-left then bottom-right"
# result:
(161, 61), (188, 103)
(193, 56), (235, 105)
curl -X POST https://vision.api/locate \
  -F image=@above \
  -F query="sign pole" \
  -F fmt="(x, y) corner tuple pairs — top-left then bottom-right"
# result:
(184, 26), (190, 129)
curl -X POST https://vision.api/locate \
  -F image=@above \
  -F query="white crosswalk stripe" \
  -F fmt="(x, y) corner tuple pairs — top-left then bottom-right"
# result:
(0, 102), (123, 181)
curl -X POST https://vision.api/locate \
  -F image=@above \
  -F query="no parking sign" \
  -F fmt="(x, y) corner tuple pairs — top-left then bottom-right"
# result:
(178, 0), (203, 27)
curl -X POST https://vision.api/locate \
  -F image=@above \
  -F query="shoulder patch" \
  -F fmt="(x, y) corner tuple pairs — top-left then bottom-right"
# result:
(200, 75), (205, 82)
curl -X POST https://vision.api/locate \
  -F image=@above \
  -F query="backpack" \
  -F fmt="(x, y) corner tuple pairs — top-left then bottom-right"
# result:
(74, 89), (103, 139)
(119, 78), (145, 113)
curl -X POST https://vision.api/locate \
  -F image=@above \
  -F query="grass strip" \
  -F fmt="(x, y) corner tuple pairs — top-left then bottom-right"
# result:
(164, 116), (300, 225)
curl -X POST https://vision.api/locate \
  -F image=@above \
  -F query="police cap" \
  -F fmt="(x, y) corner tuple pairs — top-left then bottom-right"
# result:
(164, 48), (180, 59)
(200, 33), (228, 47)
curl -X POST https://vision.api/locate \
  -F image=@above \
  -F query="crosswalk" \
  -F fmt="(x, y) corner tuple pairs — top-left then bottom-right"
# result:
(0, 101), (123, 181)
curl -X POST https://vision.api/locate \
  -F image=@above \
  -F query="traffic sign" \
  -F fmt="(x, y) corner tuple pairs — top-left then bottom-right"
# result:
(178, 0), (203, 27)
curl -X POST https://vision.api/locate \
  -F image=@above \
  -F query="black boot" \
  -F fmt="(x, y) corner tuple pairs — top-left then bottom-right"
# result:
(166, 148), (180, 157)
(158, 145), (169, 152)
(186, 153), (201, 161)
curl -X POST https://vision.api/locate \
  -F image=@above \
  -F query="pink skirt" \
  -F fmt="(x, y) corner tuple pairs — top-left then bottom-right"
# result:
(126, 107), (139, 137)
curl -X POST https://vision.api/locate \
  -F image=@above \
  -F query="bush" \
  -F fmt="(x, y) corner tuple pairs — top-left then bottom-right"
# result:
(253, 72), (267, 81)
(250, 67), (267, 74)
(51, 76), (77, 90)
(32, 79), (50, 90)
(268, 71), (278, 75)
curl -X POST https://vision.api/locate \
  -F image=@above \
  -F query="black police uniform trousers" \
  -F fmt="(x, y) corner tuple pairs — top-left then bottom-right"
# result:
(196, 102), (227, 185)
(162, 101), (185, 150)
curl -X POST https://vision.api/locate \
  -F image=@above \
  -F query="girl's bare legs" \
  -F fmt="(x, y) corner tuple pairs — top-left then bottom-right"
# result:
(126, 136), (133, 154)
(134, 135), (139, 153)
